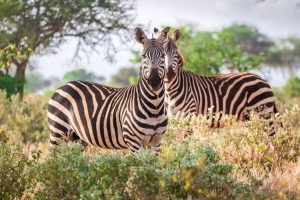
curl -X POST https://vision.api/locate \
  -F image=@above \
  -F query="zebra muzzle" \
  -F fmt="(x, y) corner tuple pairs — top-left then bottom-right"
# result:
(148, 71), (162, 91)
(165, 66), (175, 82)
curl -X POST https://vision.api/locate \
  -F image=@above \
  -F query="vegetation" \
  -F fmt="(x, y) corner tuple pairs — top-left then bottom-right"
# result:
(0, 0), (135, 98)
(283, 75), (300, 98)
(0, 5), (300, 197)
(62, 68), (105, 83)
(130, 24), (300, 77)
(108, 67), (138, 87)
(174, 24), (266, 75)
(0, 89), (300, 199)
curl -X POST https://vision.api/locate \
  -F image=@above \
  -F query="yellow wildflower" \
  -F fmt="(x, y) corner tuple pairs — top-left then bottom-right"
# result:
(159, 179), (166, 189)
(198, 188), (203, 193)
(184, 181), (190, 191)
(28, 47), (32, 52)
(17, 51), (21, 56)
(172, 174), (177, 182)
(6, 61), (10, 66)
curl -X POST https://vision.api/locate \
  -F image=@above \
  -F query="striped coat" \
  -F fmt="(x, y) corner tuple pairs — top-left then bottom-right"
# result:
(155, 28), (277, 135)
(47, 27), (170, 154)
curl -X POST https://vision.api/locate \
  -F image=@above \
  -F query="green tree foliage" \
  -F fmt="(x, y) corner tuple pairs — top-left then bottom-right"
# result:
(0, 44), (30, 72)
(222, 24), (273, 54)
(174, 24), (265, 75)
(0, 44), (28, 97)
(25, 72), (60, 93)
(283, 75), (300, 98)
(109, 67), (138, 87)
(0, 72), (25, 97)
(0, 0), (135, 99)
(266, 36), (300, 72)
(62, 68), (105, 83)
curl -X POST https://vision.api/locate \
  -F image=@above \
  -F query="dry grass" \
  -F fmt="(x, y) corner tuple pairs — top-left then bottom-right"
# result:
(164, 104), (300, 198)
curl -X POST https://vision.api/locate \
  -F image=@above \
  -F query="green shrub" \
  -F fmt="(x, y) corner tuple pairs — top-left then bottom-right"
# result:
(27, 142), (267, 200)
(283, 75), (300, 98)
(0, 72), (25, 97)
(0, 91), (48, 145)
(166, 105), (300, 199)
(0, 144), (34, 199)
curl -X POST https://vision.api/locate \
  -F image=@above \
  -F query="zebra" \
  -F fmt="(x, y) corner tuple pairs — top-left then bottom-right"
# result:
(154, 27), (278, 135)
(47, 27), (170, 155)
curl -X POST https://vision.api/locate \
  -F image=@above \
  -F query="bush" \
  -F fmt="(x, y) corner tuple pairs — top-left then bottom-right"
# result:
(283, 75), (300, 98)
(0, 91), (48, 145)
(0, 142), (268, 199)
(0, 89), (299, 199)
(0, 72), (25, 97)
(166, 105), (300, 198)
(34, 143), (271, 199)
(0, 144), (34, 199)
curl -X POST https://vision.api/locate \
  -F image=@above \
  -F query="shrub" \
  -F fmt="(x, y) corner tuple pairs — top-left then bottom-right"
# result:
(0, 72), (25, 97)
(283, 75), (300, 98)
(0, 91), (48, 145)
(166, 105), (300, 198)
(0, 144), (34, 199)
(28, 142), (267, 200)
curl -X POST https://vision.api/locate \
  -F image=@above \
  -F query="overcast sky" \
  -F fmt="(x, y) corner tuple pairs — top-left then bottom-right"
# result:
(34, 0), (300, 86)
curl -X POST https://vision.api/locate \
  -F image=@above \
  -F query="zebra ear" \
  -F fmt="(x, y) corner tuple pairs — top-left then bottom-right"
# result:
(153, 27), (160, 39)
(160, 27), (171, 42)
(135, 27), (148, 45)
(172, 29), (180, 42)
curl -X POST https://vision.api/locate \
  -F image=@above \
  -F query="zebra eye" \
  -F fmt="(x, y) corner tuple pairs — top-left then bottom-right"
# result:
(141, 54), (146, 59)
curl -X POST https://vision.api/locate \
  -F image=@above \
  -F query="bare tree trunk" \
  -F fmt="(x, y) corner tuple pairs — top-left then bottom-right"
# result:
(14, 61), (27, 100)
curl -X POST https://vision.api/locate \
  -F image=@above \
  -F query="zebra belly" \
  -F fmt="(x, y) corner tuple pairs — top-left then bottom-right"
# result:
(69, 109), (127, 149)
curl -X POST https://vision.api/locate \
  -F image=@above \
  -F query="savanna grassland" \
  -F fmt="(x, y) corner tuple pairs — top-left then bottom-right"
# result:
(0, 89), (300, 200)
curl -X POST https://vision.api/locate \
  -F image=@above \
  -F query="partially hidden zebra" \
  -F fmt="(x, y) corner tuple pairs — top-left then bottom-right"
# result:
(47, 27), (170, 154)
(154, 28), (278, 135)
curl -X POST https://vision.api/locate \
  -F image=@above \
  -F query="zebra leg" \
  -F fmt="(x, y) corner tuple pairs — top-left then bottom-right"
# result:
(252, 105), (276, 136)
(150, 134), (164, 155)
(49, 132), (63, 147)
(123, 134), (143, 155)
(151, 143), (161, 156)
(68, 130), (88, 147)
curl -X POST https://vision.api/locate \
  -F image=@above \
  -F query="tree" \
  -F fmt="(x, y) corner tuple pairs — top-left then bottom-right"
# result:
(0, 44), (29, 97)
(283, 75), (300, 98)
(25, 72), (60, 93)
(144, 24), (265, 75)
(221, 24), (273, 55)
(266, 36), (300, 72)
(63, 68), (105, 83)
(0, 0), (135, 99)
(109, 67), (138, 87)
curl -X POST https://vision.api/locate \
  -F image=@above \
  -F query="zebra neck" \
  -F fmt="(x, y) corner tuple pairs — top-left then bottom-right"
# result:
(137, 78), (165, 105)
(165, 68), (184, 94)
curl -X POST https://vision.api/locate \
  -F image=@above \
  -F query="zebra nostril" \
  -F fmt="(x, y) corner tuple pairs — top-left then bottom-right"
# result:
(148, 72), (162, 90)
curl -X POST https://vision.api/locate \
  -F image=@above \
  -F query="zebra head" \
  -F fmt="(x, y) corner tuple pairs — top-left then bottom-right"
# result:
(135, 27), (170, 91)
(154, 28), (181, 83)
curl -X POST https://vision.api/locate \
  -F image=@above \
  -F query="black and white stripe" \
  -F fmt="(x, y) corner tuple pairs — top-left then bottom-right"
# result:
(47, 27), (170, 154)
(155, 28), (278, 135)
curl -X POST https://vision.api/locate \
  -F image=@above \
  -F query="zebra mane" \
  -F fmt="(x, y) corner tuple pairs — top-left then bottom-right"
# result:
(178, 52), (185, 66)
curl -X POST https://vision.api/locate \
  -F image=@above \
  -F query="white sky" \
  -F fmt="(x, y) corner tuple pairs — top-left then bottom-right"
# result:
(34, 0), (300, 86)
